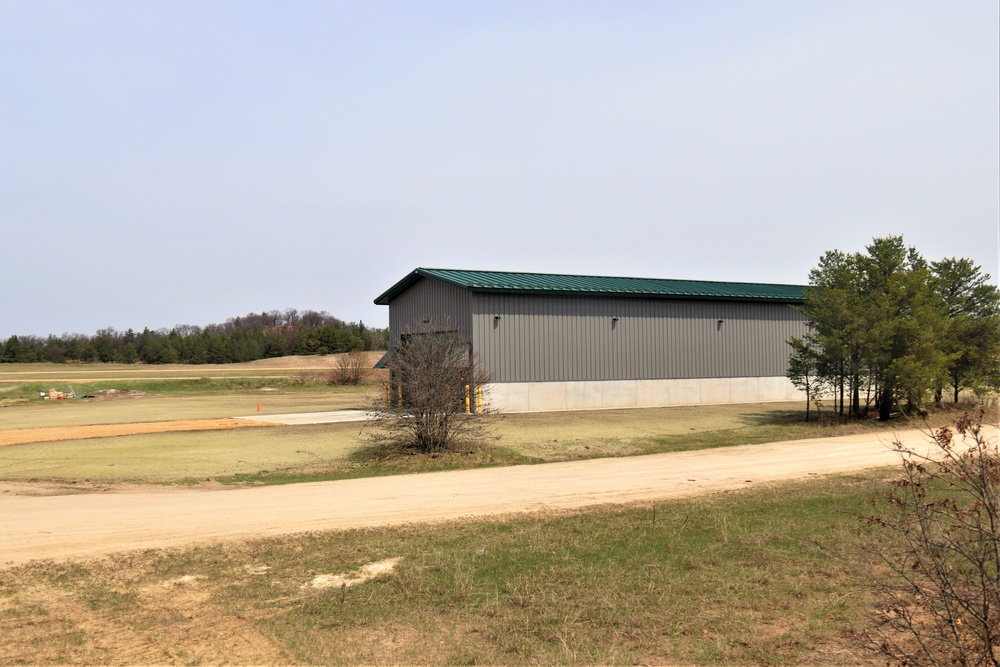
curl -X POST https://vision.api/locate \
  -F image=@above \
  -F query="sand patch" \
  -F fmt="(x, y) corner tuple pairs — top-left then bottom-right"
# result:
(304, 557), (403, 590)
(1, 578), (291, 665)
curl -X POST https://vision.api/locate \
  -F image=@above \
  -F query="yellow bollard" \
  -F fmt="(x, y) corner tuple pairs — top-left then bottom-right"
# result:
(464, 384), (471, 414)
(476, 385), (483, 414)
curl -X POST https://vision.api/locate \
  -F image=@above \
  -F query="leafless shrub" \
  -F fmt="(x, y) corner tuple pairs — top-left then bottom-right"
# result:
(862, 409), (1000, 666)
(368, 328), (494, 453)
(331, 350), (369, 386)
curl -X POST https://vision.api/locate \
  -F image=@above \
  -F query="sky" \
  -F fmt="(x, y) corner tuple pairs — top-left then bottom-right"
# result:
(1, 1), (997, 339)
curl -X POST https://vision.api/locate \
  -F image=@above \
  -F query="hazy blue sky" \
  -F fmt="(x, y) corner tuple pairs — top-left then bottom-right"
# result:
(2, 1), (997, 339)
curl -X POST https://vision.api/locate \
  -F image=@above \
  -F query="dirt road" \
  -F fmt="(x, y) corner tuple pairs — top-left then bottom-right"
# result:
(1, 426), (991, 568)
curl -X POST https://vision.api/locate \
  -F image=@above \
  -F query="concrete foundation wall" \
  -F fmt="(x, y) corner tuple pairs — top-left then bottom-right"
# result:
(484, 377), (805, 413)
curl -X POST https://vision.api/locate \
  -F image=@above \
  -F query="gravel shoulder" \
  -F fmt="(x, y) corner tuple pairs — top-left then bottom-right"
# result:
(4, 425), (990, 568)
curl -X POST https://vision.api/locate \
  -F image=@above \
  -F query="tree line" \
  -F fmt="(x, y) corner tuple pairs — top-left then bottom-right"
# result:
(0, 309), (389, 365)
(788, 236), (1000, 421)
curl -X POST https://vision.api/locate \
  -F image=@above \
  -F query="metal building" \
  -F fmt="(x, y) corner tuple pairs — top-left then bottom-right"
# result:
(374, 268), (808, 412)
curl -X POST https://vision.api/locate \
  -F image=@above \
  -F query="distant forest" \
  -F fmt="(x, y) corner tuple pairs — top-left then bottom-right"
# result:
(0, 309), (389, 364)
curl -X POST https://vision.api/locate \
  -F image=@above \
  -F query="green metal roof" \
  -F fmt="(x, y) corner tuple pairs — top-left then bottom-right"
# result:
(375, 268), (805, 305)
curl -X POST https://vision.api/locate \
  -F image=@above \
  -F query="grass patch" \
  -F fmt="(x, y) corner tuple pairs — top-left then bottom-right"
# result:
(212, 442), (540, 486)
(495, 402), (956, 463)
(0, 357), (388, 406)
(82, 376), (351, 395)
(0, 390), (376, 430)
(0, 472), (888, 665)
(633, 417), (883, 455)
(0, 400), (965, 487)
(0, 376), (360, 402)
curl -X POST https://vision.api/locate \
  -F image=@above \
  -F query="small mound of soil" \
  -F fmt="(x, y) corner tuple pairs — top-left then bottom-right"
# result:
(92, 389), (148, 399)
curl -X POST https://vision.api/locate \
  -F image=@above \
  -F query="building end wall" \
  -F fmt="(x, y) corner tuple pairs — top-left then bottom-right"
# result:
(484, 377), (805, 413)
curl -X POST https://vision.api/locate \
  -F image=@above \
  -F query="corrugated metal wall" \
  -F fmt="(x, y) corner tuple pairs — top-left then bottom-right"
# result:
(471, 293), (807, 382)
(388, 276), (473, 341)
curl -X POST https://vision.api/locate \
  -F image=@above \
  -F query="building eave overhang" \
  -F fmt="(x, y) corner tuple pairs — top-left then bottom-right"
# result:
(374, 268), (806, 305)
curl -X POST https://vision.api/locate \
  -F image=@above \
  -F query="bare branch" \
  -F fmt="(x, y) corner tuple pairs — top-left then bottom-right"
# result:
(863, 409), (1000, 666)
(367, 326), (496, 453)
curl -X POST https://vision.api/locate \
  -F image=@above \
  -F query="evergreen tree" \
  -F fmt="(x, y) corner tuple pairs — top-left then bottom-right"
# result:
(931, 257), (1000, 401)
(800, 249), (870, 417)
(794, 236), (976, 421)
(1, 309), (386, 365)
(859, 238), (948, 420)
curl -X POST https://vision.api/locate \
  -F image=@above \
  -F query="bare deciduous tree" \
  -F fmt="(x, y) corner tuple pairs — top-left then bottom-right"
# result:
(369, 328), (494, 453)
(863, 410), (1000, 666)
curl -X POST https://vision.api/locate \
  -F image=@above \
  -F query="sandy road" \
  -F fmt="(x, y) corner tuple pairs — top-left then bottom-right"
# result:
(1, 426), (993, 568)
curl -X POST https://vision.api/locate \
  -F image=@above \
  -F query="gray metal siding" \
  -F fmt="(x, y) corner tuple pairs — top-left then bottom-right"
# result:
(471, 294), (807, 382)
(388, 277), (473, 343)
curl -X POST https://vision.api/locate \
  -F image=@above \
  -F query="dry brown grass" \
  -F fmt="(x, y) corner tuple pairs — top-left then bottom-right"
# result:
(0, 388), (376, 430)
(0, 418), (276, 448)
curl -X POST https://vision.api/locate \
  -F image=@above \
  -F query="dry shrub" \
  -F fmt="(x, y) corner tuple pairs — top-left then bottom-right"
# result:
(369, 328), (494, 453)
(330, 350), (369, 386)
(862, 410), (1000, 666)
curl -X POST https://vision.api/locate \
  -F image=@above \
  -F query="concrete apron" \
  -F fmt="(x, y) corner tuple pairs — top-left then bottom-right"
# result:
(236, 409), (370, 425)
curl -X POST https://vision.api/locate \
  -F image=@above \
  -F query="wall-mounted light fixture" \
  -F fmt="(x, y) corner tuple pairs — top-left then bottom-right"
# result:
(494, 315), (502, 322)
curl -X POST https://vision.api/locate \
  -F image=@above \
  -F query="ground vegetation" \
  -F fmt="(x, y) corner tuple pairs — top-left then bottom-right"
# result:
(863, 411), (1000, 666)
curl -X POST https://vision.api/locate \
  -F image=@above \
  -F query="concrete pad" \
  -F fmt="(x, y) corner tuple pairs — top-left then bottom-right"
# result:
(236, 409), (369, 425)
